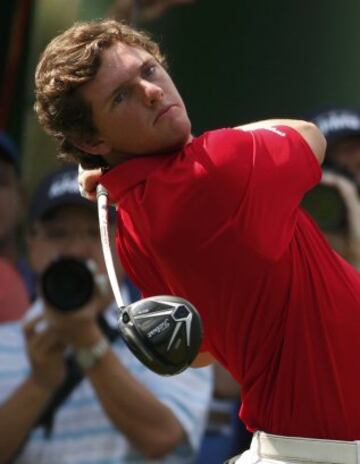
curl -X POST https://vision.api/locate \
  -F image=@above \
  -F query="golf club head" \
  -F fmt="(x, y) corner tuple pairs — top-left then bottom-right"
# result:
(116, 295), (203, 376)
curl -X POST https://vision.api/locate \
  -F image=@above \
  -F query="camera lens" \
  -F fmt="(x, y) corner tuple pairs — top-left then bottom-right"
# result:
(41, 257), (95, 312)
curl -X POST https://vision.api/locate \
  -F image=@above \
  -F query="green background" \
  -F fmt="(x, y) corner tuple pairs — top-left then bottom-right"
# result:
(1, 0), (360, 191)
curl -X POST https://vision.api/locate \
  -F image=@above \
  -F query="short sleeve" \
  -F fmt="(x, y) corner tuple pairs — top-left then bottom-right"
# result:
(238, 125), (321, 258)
(199, 126), (321, 259)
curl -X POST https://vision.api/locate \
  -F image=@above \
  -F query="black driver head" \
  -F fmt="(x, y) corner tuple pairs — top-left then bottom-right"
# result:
(116, 295), (203, 376)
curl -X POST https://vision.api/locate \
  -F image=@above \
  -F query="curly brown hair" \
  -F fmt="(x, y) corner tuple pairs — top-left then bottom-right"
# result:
(34, 19), (166, 168)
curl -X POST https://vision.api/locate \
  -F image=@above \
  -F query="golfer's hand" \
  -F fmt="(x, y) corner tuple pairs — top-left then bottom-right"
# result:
(78, 165), (102, 202)
(24, 315), (66, 391)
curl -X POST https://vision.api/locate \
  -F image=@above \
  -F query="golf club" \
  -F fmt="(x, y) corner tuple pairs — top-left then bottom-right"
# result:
(96, 184), (203, 376)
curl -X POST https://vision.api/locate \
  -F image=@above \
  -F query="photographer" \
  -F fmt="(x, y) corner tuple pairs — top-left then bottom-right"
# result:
(0, 167), (212, 463)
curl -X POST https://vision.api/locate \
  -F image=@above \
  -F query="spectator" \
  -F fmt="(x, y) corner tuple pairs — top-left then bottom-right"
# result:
(0, 131), (35, 300)
(0, 167), (212, 463)
(312, 108), (360, 184)
(0, 257), (29, 322)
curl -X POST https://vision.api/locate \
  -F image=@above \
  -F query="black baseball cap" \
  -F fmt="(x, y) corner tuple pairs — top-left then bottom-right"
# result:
(0, 131), (20, 174)
(312, 108), (360, 146)
(29, 167), (96, 223)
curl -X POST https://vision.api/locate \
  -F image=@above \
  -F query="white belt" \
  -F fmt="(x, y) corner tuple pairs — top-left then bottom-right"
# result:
(252, 431), (360, 464)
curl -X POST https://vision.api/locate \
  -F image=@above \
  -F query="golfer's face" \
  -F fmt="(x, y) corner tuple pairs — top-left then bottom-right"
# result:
(80, 42), (192, 161)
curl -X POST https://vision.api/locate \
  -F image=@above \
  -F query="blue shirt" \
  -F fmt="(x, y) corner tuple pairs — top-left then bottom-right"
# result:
(0, 298), (213, 463)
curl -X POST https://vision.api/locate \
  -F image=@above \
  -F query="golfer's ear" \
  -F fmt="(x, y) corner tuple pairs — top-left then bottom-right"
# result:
(73, 138), (111, 156)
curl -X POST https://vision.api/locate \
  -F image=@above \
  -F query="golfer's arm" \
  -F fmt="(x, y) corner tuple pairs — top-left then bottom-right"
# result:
(82, 346), (185, 459)
(0, 377), (52, 463)
(214, 362), (241, 398)
(236, 119), (326, 165)
(191, 351), (214, 367)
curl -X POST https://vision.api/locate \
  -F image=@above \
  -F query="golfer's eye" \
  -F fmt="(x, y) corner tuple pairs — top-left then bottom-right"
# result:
(143, 64), (156, 79)
(114, 90), (127, 104)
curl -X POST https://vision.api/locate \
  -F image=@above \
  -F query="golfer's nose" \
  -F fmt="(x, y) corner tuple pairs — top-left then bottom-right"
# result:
(139, 80), (164, 106)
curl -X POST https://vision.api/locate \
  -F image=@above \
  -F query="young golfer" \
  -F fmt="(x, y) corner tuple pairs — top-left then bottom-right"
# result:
(34, 19), (360, 464)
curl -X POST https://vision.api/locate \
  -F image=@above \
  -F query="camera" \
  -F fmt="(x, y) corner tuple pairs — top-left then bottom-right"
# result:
(41, 257), (95, 312)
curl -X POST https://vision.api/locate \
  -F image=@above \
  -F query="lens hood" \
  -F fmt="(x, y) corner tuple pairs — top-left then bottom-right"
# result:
(41, 257), (95, 312)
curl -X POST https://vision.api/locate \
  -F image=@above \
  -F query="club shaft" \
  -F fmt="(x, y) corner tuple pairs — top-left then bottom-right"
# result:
(96, 184), (124, 308)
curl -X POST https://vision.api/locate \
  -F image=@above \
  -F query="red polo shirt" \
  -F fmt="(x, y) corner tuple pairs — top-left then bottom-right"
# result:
(101, 127), (360, 440)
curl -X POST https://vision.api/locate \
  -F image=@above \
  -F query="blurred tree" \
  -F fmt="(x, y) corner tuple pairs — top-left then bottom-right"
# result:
(18, 0), (360, 191)
(146, 0), (360, 134)
(21, 0), (80, 194)
(0, 0), (33, 141)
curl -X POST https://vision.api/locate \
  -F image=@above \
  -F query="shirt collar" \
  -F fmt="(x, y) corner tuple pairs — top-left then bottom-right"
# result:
(100, 154), (172, 203)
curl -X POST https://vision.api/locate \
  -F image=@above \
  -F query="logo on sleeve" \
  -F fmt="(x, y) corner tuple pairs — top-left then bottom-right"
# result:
(263, 127), (286, 137)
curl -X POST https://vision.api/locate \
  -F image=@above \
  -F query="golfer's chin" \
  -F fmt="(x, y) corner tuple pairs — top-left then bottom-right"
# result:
(161, 127), (193, 154)
(134, 121), (192, 157)
(105, 124), (193, 164)
(160, 118), (193, 153)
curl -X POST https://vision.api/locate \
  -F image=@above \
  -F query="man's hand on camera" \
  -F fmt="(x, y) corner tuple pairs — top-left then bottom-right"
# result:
(24, 315), (67, 391)
(43, 294), (106, 350)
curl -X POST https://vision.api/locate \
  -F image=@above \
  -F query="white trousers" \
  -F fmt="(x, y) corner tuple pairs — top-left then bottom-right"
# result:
(231, 431), (360, 464)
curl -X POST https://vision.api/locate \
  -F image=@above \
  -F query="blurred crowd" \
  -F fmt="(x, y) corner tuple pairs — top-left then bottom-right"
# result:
(0, 1), (250, 462)
(0, 145), (249, 463)
(1, 1), (360, 463)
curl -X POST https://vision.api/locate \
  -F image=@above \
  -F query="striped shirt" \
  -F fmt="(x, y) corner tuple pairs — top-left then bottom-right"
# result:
(0, 299), (213, 463)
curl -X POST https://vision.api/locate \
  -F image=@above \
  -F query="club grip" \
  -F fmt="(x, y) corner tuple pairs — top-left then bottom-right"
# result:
(96, 184), (108, 199)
